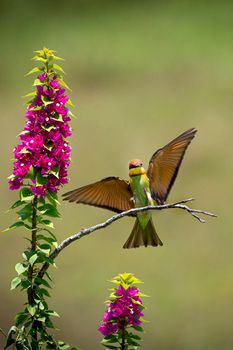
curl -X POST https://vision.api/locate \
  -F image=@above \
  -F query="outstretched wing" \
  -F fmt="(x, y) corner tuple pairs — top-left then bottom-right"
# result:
(62, 177), (134, 213)
(147, 128), (197, 204)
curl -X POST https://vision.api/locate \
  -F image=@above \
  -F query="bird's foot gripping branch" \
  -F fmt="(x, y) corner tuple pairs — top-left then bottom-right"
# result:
(4, 48), (78, 350)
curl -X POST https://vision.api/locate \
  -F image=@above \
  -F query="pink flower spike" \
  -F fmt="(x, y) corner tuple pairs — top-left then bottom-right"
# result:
(8, 55), (73, 197)
(98, 273), (145, 340)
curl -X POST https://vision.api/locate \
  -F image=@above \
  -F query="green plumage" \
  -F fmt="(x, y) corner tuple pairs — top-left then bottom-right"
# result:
(123, 171), (163, 248)
(130, 173), (153, 228)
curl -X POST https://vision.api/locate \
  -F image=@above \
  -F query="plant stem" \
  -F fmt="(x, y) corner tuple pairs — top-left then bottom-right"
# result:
(27, 196), (38, 338)
(27, 196), (38, 304)
(120, 322), (126, 350)
(31, 196), (38, 250)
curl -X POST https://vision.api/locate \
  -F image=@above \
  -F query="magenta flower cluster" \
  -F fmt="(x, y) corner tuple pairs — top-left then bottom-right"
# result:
(98, 285), (144, 336)
(8, 73), (72, 197)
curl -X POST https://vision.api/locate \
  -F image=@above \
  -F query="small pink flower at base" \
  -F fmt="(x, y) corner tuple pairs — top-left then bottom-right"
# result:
(98, 273), (146, 340)
(98, 323), (118, 337)
(8, 51), (73, 197)
(8, 178), (23, 190)
(99, 285), (144, 336)
(38, 73), (47, 82)
(31, 185), (47, 197)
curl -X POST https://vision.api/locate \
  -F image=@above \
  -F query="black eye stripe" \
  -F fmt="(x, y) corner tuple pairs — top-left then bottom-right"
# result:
(129, 164), (142, 169)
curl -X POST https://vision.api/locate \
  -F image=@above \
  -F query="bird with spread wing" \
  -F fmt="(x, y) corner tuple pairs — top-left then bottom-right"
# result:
(62, 128), (197, 248)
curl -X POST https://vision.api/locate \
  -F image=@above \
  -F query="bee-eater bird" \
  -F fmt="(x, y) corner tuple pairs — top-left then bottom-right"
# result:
(62, 128), (197, 249)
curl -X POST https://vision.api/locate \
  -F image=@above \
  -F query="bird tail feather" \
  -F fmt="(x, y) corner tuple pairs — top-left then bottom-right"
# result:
(123, 218), (163, 249)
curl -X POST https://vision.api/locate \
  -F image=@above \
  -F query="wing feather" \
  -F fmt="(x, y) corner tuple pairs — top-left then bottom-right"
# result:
(147, 128), (197, 204)
(62, 176), (133, 213)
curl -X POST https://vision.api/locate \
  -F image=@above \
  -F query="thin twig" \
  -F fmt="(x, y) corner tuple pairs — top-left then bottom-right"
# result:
(37, 198), (216, 279)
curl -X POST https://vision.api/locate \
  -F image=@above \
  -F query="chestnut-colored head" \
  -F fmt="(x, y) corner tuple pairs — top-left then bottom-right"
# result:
(128, 159), (146, 177)
(128, 159), (143, 169)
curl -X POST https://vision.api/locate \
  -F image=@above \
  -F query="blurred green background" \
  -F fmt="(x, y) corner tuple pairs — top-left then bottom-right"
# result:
(1, 0), (232, 349)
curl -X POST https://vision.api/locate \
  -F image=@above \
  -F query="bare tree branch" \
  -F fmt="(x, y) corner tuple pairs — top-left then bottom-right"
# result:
(38, 198), (216, 279)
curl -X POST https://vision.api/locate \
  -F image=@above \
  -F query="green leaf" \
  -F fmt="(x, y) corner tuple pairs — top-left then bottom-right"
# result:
(42, 124), (56, 132)
(18, 130), (29, 136)
(35, 277), (51, 289)
(100, 343), (118, 349)
(7, 174), (15, 180)
(38, 243), (51, 255)
(20, 279), (31, 290)
(45, 271), (53, 281)
(36, 316), (46, 323)
(25, 165), (35, 179)
(53, 55), (65, 61)
(111, 273), (143, 286)
(41, 256), (55, 266)
(51, 113), (64, 122)
(4, 325), (17, 348)
(67, 98), (74, 107)
(20, 188), (34, 202)
(38, 197), (46, 205)
(43, 141), (54, 151)
(50, 166), (59, 179)
(23, 250), (35, 264)
(23, 91), (37, 98)
(15, 312), (29, 327)
(32, 105), (42, 111)
(33, 293), (42, 304)
(39, 301), (45, 310)
(47, 191), (59, 206)
(29, 253), (38, 266)
(41, 95), (54, 106)
(38, 203), (60, 218)
(37, 229), (56, 244)
(32, 56), (47, 63)
(46, 310), (60, 317)
(39, 219), (55, 229)
(19, 147), (30, 154)
(2, 221), (25, 232)
(27, 305), (37, 316)
(17, 203), (33, 221)
(22, 250), (31, 260)
(45, 317), (55, 329)
(132, 325), (143, 332)
(103, 335), (118, 343)
(55, 342), (69, 350)
(15, 339), (31, 349)
(127, 338), (140, 346)
(139, 317), (148, 323)
(132, 299), (142, 305)
(15, 263), (28, 275)
(39, 235), (58, 248)
(53, 63), (65, 73)
(104, 334), (117, 341)
(33, 78), (44, 86)
(11, 277), (21, 290)
(136, 292), (148, 297)
(67, 110), (76, 118)
(59, 79), (71, 91)
(25, 67), (41, 76)
(36, 172), (48, 186)
(37, 288), (51, 297)
(130, 334), (141, 340)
